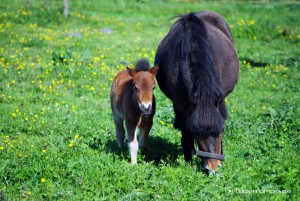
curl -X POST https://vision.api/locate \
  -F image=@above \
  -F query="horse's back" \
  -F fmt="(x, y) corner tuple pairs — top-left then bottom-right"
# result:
(196, 11), (233, 42)
(197, 11), (239, 96)
(155, 11), (239, 97)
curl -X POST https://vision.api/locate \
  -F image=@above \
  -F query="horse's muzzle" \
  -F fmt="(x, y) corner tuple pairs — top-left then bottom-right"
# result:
(196, 134), (223, 173)
(140, 103), (152, 114)
(197, 151), (223, 174)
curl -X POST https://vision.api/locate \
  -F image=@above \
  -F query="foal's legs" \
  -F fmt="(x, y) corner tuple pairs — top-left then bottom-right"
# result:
(126, 122), (138, 164)
(113, 116), (125, 148)
(138, 121), (153, 150)
(138, 128), (149, 150)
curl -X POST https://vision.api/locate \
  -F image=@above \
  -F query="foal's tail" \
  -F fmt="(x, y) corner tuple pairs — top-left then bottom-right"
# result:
(135, 59), (150, 71)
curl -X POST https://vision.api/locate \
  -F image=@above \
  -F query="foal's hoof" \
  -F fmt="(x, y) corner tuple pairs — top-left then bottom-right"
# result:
(131, 158), (137, 165)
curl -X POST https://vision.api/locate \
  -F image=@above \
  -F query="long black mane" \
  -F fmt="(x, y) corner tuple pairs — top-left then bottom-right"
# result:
(157, 13), (227, 136)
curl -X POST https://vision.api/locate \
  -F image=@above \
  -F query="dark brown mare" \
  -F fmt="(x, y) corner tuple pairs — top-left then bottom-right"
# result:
(155, 11), (239, 173)
(110, 59), (159, 164)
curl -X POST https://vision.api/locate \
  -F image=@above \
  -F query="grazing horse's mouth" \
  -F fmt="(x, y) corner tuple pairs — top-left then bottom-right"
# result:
(196, 135), (224, 173)
(197, 150), (224, 174)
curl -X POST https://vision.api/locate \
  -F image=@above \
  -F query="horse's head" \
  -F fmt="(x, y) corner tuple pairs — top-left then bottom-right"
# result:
(187, 95), (228, 173)
(197, 134), (223, 174)
(127, 65), (159, 114)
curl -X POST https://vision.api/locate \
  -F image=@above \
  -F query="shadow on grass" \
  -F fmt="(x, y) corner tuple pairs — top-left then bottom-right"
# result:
(143, 136), (181, 165)
(240, 55), (300, 68)
(91, 136), (181, 166)
(239, 57), (270, 67)
(89, 135), (212, 174)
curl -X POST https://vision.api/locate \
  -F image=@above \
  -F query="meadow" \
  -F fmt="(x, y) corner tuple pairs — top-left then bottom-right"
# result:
(0, 0), (299, 200)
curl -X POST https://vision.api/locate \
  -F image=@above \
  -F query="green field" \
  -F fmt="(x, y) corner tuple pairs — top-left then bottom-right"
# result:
(0, 0), (299, 200)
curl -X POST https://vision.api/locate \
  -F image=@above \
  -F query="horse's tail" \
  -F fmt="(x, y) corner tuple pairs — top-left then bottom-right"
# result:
(175, 13), (227, 135)
(135, 59), (150, 71)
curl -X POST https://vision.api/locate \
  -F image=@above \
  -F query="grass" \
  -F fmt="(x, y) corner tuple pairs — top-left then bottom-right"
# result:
(0, 0), (299, 200)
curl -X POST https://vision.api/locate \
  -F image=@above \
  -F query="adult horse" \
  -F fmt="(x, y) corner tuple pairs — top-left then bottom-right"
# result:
(155, 11), (239, 173)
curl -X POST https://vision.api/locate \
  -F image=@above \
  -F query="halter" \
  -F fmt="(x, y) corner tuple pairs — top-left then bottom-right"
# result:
(196, 150), (224, 161)
(196, 140), (224, 161)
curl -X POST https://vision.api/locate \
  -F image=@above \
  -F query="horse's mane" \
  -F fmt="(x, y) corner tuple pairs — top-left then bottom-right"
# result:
(135, 59), (150, 71)
(168, 13), (227, 134)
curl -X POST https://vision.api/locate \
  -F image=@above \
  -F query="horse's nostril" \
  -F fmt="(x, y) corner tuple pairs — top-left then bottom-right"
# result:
(204, 166), (216, 175)
(204, 166), (211, 175)
(140, 104), (152, 113)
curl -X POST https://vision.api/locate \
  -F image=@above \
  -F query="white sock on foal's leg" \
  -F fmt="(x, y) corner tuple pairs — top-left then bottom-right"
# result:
(129, 140), (138, 164)
(129, 128), (139, 164)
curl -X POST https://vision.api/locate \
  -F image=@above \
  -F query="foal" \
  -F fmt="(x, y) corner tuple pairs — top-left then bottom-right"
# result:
(110, 59), (159, 164)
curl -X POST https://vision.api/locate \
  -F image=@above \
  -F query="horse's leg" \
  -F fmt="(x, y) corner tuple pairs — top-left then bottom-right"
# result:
(173, 106), (194, 161)
(181, 130), (195, 162)
(138, 123), (152, 150)
(114, 116), (125, 148)
(126, 121), (139, 164)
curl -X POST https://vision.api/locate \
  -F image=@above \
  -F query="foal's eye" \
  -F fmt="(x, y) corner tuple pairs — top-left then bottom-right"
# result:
(133, 86), (138, 91)
(152, 86), (156, 91)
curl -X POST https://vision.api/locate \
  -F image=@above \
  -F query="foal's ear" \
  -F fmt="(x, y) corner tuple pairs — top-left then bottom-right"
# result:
(127, 67), (137, 77)
(149, 65), (159, 76)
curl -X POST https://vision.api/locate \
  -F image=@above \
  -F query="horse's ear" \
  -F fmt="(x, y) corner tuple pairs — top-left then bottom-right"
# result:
(149, 65), (159, 76)
(127, 67), (136, 77)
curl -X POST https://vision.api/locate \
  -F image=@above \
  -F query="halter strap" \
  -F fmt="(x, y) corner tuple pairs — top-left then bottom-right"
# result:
(196, 150), (224, 161)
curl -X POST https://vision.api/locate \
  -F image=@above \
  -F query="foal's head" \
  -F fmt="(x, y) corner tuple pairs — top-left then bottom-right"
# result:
(127, 65), (159, 114)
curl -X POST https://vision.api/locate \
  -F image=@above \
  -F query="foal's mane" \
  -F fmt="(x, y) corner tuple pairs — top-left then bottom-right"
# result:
(135, 59), (150, 71)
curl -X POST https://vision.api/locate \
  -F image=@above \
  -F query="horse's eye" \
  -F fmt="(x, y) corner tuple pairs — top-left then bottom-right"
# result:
(133, 86), (138, 91)
(152, 86), (156, 91)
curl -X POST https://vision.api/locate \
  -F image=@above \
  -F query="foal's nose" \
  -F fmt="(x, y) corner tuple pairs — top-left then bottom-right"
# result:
(140, 102), (152, 113)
